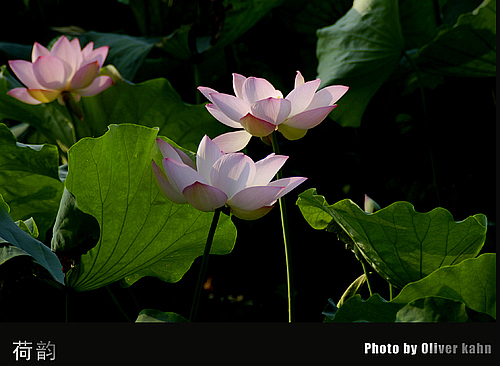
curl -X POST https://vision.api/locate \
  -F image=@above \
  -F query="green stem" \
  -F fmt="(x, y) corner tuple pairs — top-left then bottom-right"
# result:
(189, 208), (221, 322)
(360, 257), (373, 297)
(389, 283), (394, 301)
(270, 131), (295, 323)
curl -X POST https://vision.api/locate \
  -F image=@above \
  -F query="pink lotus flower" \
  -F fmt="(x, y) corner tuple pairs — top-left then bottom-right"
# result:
(152, 135), (307, 220)
(7, 36), (114, 105)
(198, 71), (348, 152)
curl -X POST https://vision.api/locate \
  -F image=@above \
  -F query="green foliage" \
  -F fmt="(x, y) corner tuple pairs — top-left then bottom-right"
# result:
(316, 0), (404, 128)
(136, 309), (189, 323)
(325, 254), (495, 322)
(0, 194), (64, 286)
(0, 123), (63, 240)
(62, 124), (237, 291)
(316, 0), (496, 127)
(297, 188), (487, 288)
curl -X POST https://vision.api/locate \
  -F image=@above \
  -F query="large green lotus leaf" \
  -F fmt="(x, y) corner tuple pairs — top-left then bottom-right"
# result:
(0, 194), (64, 285)
(297, 188), (487, 288)
(0, 123), (63, 240)
(393, 253), (496, 319)
(412, 0), (496, 77)
(316, 0), (404, 127)
(78, 66), (230, 152)
(64, 124), (237, 291)
(0, 66), (76, 149)
(326, 253), (495, 322)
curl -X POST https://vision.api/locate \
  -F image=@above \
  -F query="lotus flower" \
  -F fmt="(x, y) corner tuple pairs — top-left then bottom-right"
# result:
(7, 36), (114, 105)
(197, 71), (349, 152)
(152, 135), (307, 220)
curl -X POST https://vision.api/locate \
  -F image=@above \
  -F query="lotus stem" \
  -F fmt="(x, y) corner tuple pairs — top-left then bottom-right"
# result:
(270, 131), (295, 323)
(189, 208), (221, 322)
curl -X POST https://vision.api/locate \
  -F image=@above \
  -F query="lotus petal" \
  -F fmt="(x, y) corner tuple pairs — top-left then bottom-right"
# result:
(239, 113), (277, 137)
(210, 153), (256, 198)
(182, 182), (228, 212)
(213, 130), (252, 153)
(152, 160), (187, 204)
(7, 87), (42, 104)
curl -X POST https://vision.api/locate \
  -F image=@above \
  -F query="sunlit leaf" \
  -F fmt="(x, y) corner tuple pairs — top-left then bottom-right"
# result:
(297, 188), (487, 288)
(63, 124), (237, 291)
(326, 254), (496, 322)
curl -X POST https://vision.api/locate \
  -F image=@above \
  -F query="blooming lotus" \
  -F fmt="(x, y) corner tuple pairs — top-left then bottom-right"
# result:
(152, 135), (307, 220)
(198, 71), (348, 152)
(7, 36), (114, 105)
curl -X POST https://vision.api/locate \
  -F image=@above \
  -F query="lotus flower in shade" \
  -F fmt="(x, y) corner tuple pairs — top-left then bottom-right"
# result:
(7, 36), (114, 105)
(152, 135), (307, 220)
(197, 71), (349, 152)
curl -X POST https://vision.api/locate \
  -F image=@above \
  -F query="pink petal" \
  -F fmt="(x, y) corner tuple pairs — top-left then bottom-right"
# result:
(213, 130), (252, 153)
(196, 135), (223, 182)
(294, 71), (305, 88)
(252, 153), (288, 186)
(205, 103), (243, 129)
(8, 60), (44, 89)
(68, 61), (99, 90)
(210, 93), (250, 122)
(241, 76), (278, 104)
(81, 42), (95, 58)
(156, 138), (183, 162)
(33, 56), (68, 90)
(162, 157), (208, 193)
(156, 138), (195, 168)
(32, 42), (50, 62)
(285, 78), (321, 116)
(197, 86), (218, 103)
(74, 75), (113, 96)
(239, 113), (277, 137)
(210, 153), (256, 198)
(7, 87), (42, 105)
(229, 205), (274, 220)
(232, 73), (246, 99)
(308, 85), (349, 110)
(82, 46), (109, 68)
(50, 36), (78, 75)
(227, 185), (285, 211)
(268, 177), (308, 200)
(71, 38), (84, 70)
(182, 182), (228, 212)
(281, 105), (336, 130)
(152, 160), (187, 204)
(250, 97), (292, 125)
(277, 124), (308, 140)
(27, 89), (61, 103)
